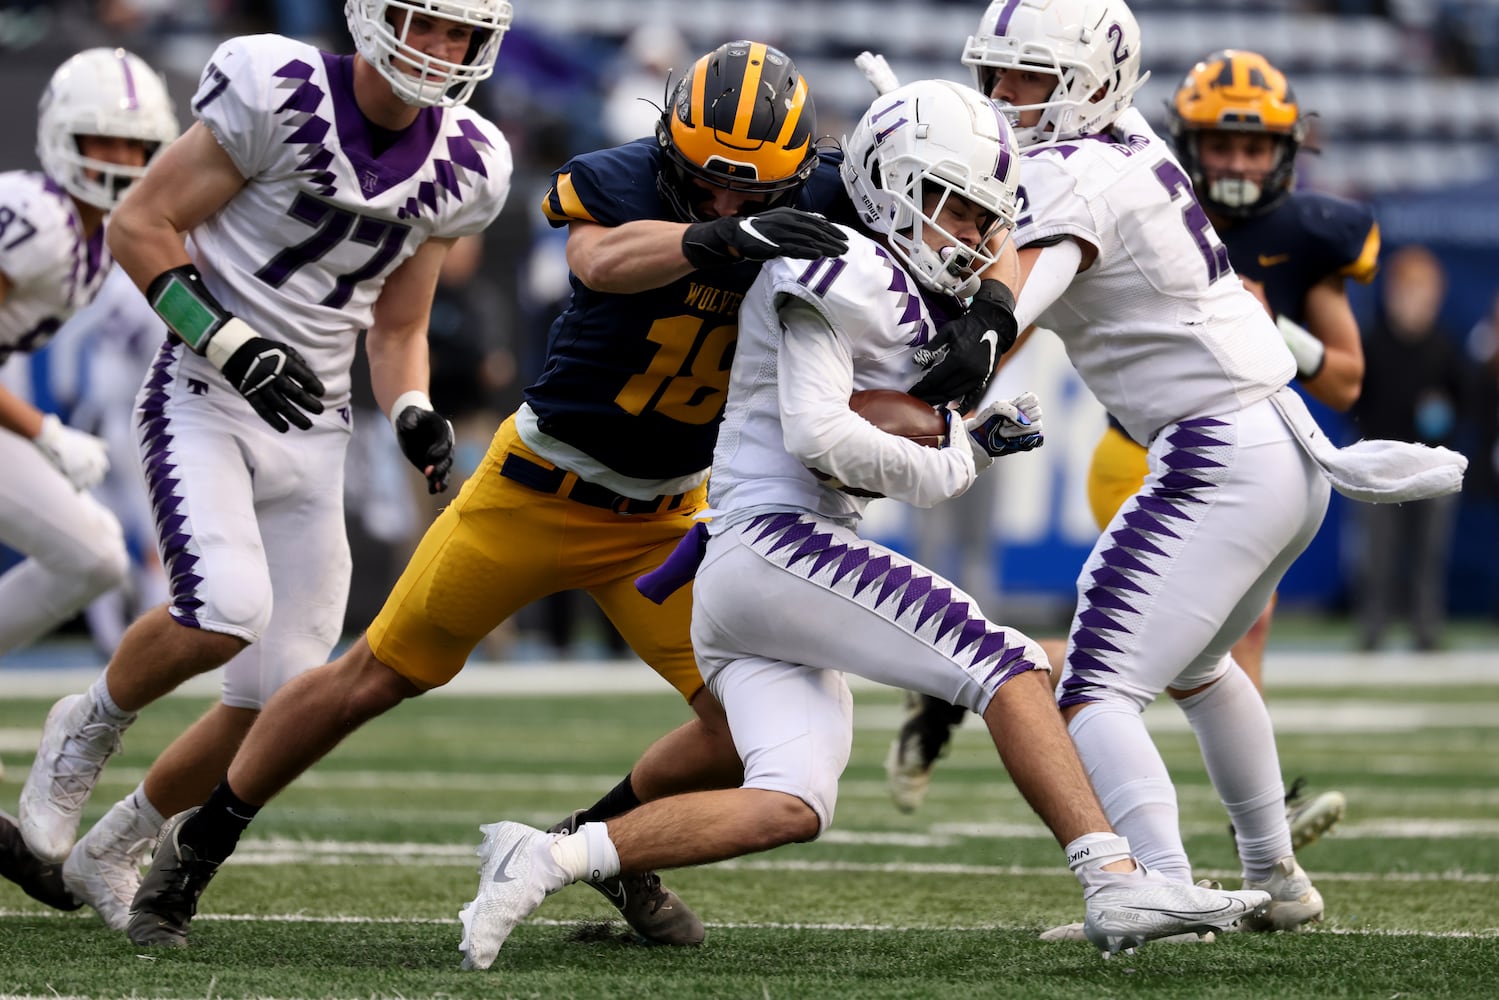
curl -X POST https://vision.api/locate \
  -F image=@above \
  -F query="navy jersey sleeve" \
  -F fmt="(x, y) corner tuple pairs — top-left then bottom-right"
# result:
(793, 149), (860, 227)
(1292, 191), (1380, 285)
(541, 139), (665, 229)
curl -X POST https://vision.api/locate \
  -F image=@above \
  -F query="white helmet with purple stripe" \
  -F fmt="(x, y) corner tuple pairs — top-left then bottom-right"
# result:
(841, 79), (1021, 298)
(962, 0), (1147, 148)
(36, 47), (179, 210)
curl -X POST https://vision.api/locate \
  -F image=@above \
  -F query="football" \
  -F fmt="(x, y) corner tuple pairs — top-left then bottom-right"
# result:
(849, 389), (948, 447)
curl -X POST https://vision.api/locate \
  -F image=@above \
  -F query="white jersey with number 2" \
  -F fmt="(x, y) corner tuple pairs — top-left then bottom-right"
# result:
(1014, 111), (1295, 446)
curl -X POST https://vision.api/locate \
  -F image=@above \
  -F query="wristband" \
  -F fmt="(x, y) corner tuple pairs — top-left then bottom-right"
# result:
(1276, 314), (1326, 379)
(390, 389), (434, 431)
(146, 264), (231, 353)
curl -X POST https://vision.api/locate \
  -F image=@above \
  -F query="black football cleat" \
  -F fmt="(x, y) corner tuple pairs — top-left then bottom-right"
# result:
(0, 808), (82, 911)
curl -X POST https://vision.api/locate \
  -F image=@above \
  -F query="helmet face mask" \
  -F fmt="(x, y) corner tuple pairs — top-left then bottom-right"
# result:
(1167, 49), (1307, 218)
(961, 0), (1147, 148)
(345, 0), (512, 108)
(841, 79), (1021, 298)
(37, 47), (180, 211)
(654, 40), (819, 222)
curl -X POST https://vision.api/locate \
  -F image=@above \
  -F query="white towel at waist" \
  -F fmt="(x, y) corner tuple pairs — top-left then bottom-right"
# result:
(1269, 386), (1467, 504)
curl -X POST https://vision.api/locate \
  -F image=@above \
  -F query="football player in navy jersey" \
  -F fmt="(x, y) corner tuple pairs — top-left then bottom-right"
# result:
(889, 49), (1376, 855)
(124, 39), (856, 953)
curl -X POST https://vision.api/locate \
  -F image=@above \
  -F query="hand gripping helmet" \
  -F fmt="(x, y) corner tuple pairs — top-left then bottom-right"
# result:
(36, 48), (179, 211)
(345, 0), (512, 108)
(841, 80), (1021, 298)
(961, 0), (1148, 148)
(655, 40), (819, 222)
(1167, 49), (1309, 218)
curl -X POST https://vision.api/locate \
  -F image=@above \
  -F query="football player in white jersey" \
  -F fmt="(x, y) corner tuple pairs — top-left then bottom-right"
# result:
(960, 0), (1462, 937)
(0, 48), (176, 658)
(451, 79), (1274, 970)
(0, 46), (176, 910)
(16, 0), (514, 934)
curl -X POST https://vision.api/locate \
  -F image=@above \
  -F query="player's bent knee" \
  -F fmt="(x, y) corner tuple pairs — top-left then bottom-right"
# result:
(741, 789), (822, 848)
(1169, 652), (1231, 695)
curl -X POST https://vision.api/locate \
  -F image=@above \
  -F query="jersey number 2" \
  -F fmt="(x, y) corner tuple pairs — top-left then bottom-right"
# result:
(255, 192), (412, 309)
(1152, 160), (1231, 284)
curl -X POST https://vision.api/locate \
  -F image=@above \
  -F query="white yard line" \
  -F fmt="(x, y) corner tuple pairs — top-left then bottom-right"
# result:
(1, 650), (1496, 699)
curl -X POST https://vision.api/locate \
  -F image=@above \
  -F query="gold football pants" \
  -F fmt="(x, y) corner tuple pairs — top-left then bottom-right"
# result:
(367, 415), (708, 698)
(1086, 424), (1150, 531)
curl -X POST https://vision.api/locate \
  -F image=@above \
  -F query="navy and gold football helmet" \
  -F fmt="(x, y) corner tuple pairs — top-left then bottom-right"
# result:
(655, 40), (819, 221)
(1167, 49), (1309, 218)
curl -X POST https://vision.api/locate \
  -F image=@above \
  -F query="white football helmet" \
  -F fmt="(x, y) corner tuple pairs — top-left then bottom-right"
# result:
(841, 79), (1021, 298)
(961, 0), (1148, 148)
(36, 48), (179, 211)
(346, 0), (512, 108)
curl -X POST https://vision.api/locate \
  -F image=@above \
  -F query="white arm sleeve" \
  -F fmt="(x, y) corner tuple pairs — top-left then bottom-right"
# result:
(778, 298), (976, 508)
(1014, 239), (1083, 333)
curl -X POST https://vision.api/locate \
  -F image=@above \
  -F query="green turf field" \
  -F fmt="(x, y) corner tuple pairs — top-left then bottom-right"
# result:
(2, 656), (1496, 999)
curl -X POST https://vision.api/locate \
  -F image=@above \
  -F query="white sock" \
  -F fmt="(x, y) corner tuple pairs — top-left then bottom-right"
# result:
(126, 783), (166, 831)
(86, 674), (136, 727)
(548, 822), (621, 884)
(1068, 703), (1193, 884)
(1065, 832), (1137, 895)
(1176, 668), (1290, 880)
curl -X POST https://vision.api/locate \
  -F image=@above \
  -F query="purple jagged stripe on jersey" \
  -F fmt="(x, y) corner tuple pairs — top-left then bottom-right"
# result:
(992, 0), (1023, 33)
(1058, 418), (1235, 708)
(743, 513), (1040, 697)
(271, 59), (337, 197)
(876, 247), (930, 347)
(139, 343), (204, 626)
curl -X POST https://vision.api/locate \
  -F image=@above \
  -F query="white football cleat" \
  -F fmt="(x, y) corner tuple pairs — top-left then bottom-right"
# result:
(63, 798), (159, 930)
(1242, 857), (1324, 931)
(1083, 877), (1269, 957)
(20, 694), (125, 863)
(458, 821), (567, 970)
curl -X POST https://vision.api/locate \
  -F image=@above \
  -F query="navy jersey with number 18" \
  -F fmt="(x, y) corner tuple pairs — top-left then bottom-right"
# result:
(529, 138), (850, 483)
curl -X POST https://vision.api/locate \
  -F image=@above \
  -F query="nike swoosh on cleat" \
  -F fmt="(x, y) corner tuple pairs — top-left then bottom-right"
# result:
(1258, 253), (1290, 267)
(1122, 905), (1238, 920)
(597, 881), (626, 907)
(489, 839), (526, 883)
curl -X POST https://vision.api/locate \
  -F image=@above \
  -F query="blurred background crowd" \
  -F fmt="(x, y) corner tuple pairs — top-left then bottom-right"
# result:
(2, 0), (1497, 661)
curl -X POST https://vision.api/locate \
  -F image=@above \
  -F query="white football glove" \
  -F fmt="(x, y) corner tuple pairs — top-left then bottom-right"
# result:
(856, 51), (901, 96)
(33, 414), (110, 490)
(964, 391), (1045, 472)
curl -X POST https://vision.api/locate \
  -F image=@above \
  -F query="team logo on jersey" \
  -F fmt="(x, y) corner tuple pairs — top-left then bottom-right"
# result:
(361, 171), (380, 193)
(187, 378), (210, 396)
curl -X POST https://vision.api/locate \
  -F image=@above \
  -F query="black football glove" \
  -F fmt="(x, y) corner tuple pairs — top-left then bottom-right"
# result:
(216, 334), (325, 433)
(394, 404), (456, 494)
(909, 279), (1019, 413)
(682, 206), (849, 269)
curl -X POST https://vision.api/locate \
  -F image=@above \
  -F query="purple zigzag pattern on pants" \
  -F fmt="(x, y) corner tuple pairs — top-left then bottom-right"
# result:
(138, 343), (204, 627)
(744, 513), (1038, 695)
(1058, 417), (1232, 709)
(273, 59), (336, 196)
